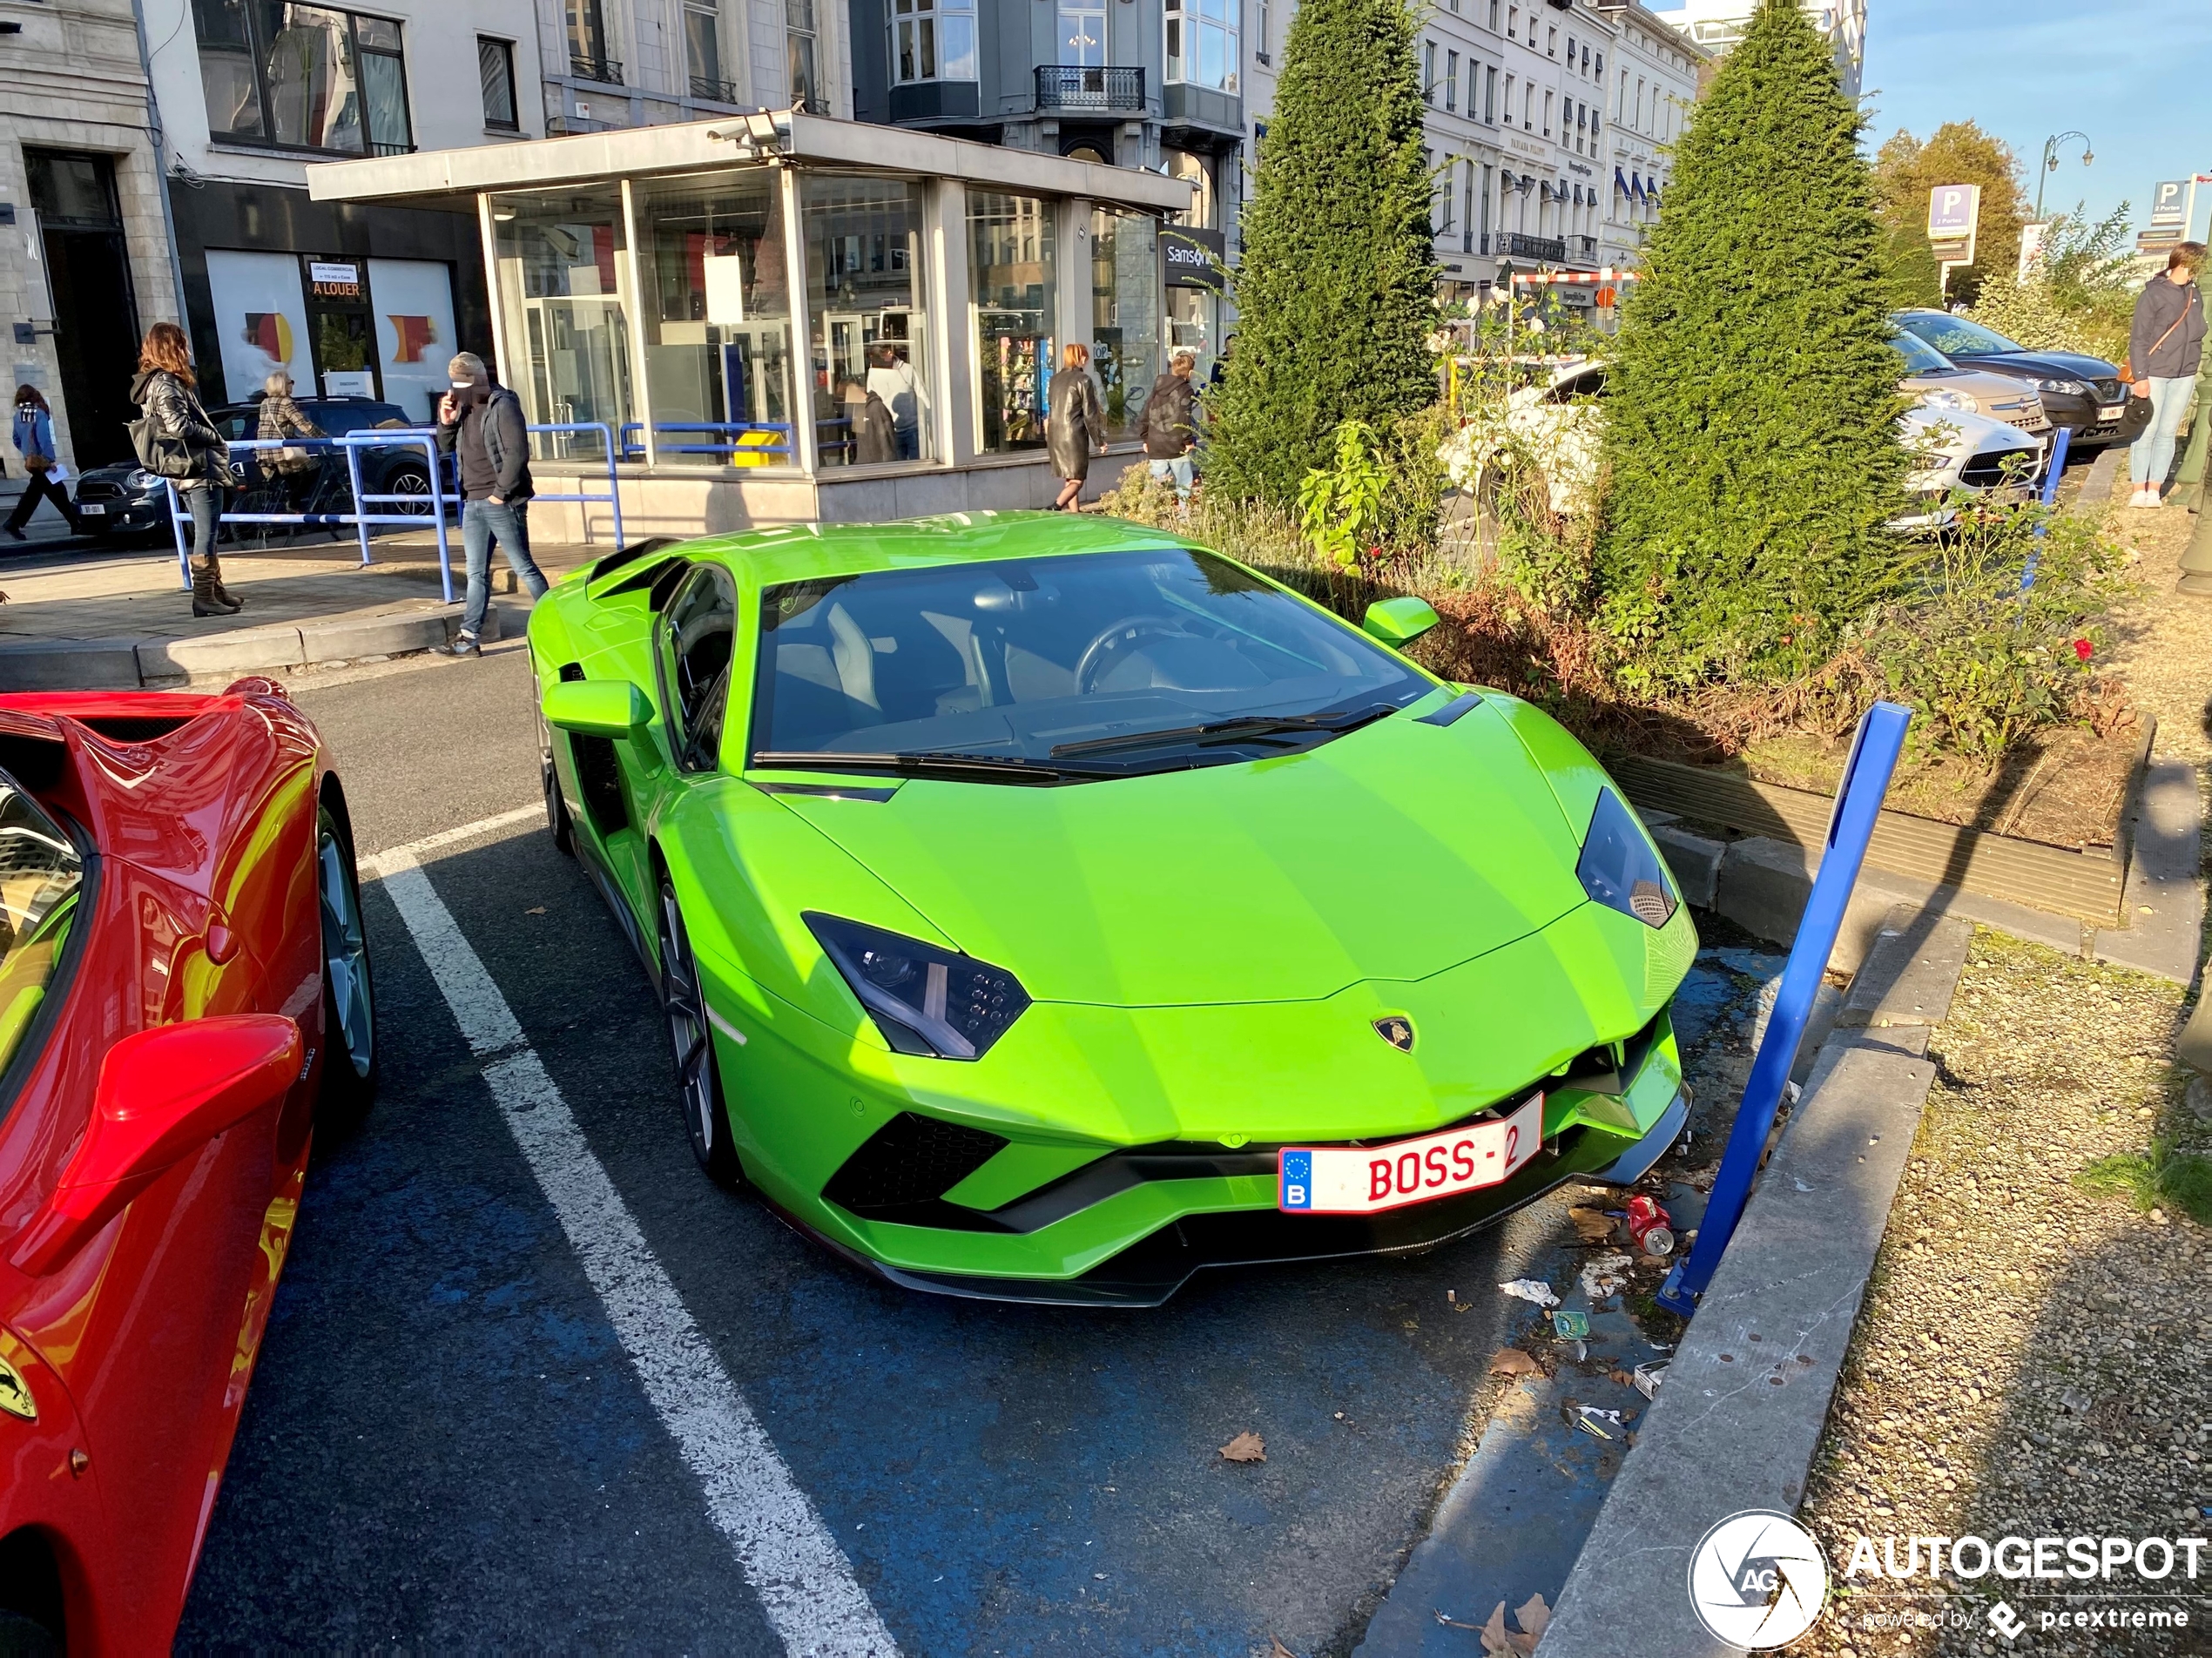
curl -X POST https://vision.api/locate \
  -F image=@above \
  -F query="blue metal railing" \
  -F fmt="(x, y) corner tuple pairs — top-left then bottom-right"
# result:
(524, 421), (625, 550)
(619, 421), (796, 462)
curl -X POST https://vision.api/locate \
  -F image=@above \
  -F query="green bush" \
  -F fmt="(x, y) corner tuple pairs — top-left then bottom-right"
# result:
(1594, 0), (1907, 691)
(1298, 421), (1391, 567)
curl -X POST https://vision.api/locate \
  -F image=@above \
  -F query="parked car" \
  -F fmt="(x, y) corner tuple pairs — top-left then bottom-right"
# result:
(1893, 328), (2050, 435)
(1892, 310), (2128, 447)
(1487, 360), (2043, 519)
(530, 515), (1695, 1306)
(72, 394), (437, 543)
(0, 678), (374, 1652)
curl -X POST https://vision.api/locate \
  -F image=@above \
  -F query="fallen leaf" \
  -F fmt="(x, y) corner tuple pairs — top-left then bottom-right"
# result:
(1607, 1367), (1634, 1386)
(1515, 1591), (1552, 1648)
(1568, 1206), (1615, 1243)
(1270, 1639), (1298, 1658)
(1218, 1431), (1266, 1463)
(1490, 1348), (1542, 1377)
(1480, 1601), (1514, 1656)
(525, 906), (547, 914)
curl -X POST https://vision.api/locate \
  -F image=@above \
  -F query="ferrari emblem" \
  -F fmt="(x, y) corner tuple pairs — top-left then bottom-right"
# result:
(1373, 1016), (1415, 1053)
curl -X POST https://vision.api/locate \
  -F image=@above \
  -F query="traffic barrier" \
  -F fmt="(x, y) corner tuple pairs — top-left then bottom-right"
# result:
(1656, 698), (1912, 1317)
(165, 430), (455, 603)
(2020, 423), (2072, 591)
(526, 421), (626, 549)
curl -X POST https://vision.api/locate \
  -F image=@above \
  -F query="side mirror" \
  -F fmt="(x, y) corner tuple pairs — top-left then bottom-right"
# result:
(12, 1015), (302, 1277)
(1362, 596), (1440, 647)
(543, 678), (653, 738)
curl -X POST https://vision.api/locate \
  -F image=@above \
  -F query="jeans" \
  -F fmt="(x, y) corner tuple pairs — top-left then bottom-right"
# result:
(5, 470), (77, 532)
(460, 497), (548, 637)
(180, 482), (225, 553)
(1150, 455), (1195, 499)
(894, 424), (920, 462)
(2131, 375), (2194, 487)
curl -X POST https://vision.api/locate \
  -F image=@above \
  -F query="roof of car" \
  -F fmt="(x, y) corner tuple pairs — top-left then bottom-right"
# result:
(674, 511), (1195, 590)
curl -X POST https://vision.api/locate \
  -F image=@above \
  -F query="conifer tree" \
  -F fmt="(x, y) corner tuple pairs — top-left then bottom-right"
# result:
(1595, 0), (1905, 684)
(1204, 0), (1437, 510)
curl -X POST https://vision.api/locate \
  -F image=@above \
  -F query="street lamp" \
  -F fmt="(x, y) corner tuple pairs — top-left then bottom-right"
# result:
(2036, 131), (2093, 220)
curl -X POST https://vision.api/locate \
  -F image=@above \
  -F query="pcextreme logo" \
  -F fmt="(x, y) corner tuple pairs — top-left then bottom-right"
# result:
(1687, 1510), (1830, 1648)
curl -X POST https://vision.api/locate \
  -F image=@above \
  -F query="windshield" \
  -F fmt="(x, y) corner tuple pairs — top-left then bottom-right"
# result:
(1898, 313), (2022, 359)
(0, 778), (80, 1076)
(1891, 331), (1955, 376)
(751, 548), (1433, 778)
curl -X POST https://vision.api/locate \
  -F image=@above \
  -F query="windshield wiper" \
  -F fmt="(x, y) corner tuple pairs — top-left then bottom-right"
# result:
(1049, 701), (1399, 759)
(748, 750), (1113, 785)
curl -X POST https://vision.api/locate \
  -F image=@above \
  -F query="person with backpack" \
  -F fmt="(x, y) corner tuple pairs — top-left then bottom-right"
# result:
(2127, 241), (2206, 509)
(432, 351), (547, 659)
(1142, 347), (1200, 513)
(129, 321), (241, 615)
(3, 386), (82, 541)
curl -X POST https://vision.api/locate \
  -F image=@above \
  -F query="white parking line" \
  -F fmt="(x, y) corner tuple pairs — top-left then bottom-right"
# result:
(369, 816), (900, 1658)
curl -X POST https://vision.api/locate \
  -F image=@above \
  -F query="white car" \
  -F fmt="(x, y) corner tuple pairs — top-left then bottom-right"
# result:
(1448, 360), (2047, 522)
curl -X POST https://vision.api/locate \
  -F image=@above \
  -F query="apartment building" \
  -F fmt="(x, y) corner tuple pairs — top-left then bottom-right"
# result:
(1649, 0), (1862, 98)
(1602, 2), (1703, 273)
(547, 0), (853, 132)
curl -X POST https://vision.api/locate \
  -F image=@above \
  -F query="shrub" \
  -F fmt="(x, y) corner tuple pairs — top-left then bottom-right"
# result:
(1595, 0), (1907, 691)
(1202, 0), (1437, 511)
(1298, 421), (1391, 567)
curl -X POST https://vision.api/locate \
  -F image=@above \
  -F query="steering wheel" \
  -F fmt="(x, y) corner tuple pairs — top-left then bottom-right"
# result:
(1073, 614), (1197, 694)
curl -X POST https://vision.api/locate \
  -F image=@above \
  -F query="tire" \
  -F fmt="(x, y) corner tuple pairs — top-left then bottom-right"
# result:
(316, 799), (378, 1126)
(0, 1613), (59, 1658)
(658, 879), (742, 1188)
(535, 676), (576, 856)
(387, 464), (432, 517)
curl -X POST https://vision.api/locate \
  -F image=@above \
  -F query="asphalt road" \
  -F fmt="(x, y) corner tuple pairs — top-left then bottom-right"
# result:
(177, 643), (1586, 1655)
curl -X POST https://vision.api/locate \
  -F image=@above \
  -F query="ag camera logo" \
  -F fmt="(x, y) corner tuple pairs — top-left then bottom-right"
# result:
(1687, 1510), (1831, 1648)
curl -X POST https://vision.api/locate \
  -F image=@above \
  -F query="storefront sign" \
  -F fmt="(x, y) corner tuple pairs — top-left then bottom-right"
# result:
(1163, 226), (1226, 289)
(308, 259), (363, 300)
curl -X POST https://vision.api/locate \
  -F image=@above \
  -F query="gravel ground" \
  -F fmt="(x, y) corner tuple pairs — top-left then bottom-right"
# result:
(1789, 498), (2212, 1657)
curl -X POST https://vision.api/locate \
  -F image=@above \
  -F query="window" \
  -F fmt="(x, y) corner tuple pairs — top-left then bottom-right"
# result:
(1487, 0), (1499, 27)
(1059, 0), (1104, 64)
(1480, 162), (1493, 246)
(1460, 161), (1474, 251)
(1566, 35), (1574, 66)
(786, 0), (819, 107)
(1593, 50), (1602, 79)
(1542, 88), (1551, 137)
(1422, 41), (1435, 103)
(1090, 207), (1158, 441)
(1522, 80), (1533, 126)
(1256, 0), (1268, 61)
(1502, 71), (1513, 122)
(1547, 25), (1555, 55)
(192, 2), (414, 155)
(1165, 148), (1212, 227)
(968, 191), (1055, 455)
(490, 188), (635, 454)
(477, 36), (517, 130)
(659, 567), (738, 771)
(685, 0), (725, 97)
(1506, 4), (1515, 38)
(892, 0), (976, 82)
(1165, 0), (1238, 91)
(1445, 50), (1457, 111)
(1485, 63), (1496, 120)
(565, 0), (612, 77)
(804, 174), (934, 467)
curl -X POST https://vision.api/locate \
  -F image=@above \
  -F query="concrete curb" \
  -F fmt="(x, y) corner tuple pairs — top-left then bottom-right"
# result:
(1535, 907), (1968, 1656)
(0, 601), (516, 691)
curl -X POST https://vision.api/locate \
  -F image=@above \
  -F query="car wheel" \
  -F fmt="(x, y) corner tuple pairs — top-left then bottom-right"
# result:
(388, 464), (432, 517)
(658, 879), (742, 1188)
(316, 800), (378, 1124)
(534, 676), (576, 856)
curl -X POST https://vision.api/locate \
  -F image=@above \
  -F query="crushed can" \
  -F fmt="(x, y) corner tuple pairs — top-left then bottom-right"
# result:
(1625, 1194), (1675, 1257)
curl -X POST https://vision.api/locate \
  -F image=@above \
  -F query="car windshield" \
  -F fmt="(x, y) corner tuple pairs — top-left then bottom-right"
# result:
(1898, 313), (2023, 359)
(0, 776), (80, 1077)
(751, 548), (1433, 778)
(1891, 331), (1956, 376)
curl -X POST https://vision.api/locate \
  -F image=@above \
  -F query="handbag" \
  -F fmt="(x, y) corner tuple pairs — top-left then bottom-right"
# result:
(128, 413), (195, 478)
(21, 451), (49, 475)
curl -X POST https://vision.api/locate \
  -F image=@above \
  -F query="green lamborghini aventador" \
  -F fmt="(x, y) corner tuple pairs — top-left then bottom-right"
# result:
(529, 511), (1696, 1304)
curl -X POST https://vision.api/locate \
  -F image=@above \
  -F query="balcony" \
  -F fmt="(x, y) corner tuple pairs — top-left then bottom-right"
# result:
(1575, 234), (1597, 258)
(1501, 232), (1565, 261)
(689, 74), (743, 104)
(370, 141), (415, 158)
(570, 52), (624, 84)
(1035, 65), (1145, 111)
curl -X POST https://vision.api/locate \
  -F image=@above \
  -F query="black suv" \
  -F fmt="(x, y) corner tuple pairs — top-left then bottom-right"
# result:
(1892, 311), (2128, 447)
(74, 394), (442, 542)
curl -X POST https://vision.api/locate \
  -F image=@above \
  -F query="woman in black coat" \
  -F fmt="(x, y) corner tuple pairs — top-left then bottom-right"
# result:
(1045, 342), (1107, 510)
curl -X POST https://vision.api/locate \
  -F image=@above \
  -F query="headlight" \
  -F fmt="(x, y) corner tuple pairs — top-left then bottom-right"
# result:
(2034, 377), (2087, 396)
(125, 468), (161, 491)
(1917, 389), (1976, 413)
(1577, 788), (1679, 929)
(806, 913), (1030, 1060)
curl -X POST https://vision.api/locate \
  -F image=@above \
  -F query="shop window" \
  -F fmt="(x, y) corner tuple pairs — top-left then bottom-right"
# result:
(478, 37), (518, 131)
(968, 191), (1055, 455)
(1164, 0), (1238, 92)
(892, 0), (976, 82)
(1164, 149), (1212, 228)
(803, 175), (933, 468)
(631, 171), (796, 468)
(787, 0), (820, 108)
(190, 1), (415, 155)
(489, 189), (637, 464)
(1089, 208), (1157, 442)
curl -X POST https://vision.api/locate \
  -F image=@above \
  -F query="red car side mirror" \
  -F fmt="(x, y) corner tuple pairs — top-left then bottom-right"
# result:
(10, 1015), (303, 1277)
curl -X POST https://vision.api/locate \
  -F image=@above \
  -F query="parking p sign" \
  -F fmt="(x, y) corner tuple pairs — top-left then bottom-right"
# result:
(1926, 183), (1981, 272)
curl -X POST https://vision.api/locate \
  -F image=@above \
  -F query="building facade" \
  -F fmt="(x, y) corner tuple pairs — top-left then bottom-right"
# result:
(1600, 3), (1703, 275)
(542, 0), (854, 135)
(0, 0), (182, 468)
(1649, 0), (1862, 98)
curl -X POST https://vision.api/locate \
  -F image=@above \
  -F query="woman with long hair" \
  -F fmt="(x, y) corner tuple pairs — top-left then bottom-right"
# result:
(4, 385), (82, 541)
(131, 320), (241, 614)
(1044, 341), (1106, 510)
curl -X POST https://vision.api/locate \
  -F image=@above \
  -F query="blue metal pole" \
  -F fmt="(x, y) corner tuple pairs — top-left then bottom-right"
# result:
(421, 434), (454, 605)
(2020, 425), (2072, 592)
(165, 481), (192, 591)
(343, 441), (372, 568)
(1656, 699), (1913, 1318)
(596, 421), (625, 549)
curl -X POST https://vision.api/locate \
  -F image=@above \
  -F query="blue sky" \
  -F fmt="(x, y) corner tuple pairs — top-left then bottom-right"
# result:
(1859, 0), (2212, 237)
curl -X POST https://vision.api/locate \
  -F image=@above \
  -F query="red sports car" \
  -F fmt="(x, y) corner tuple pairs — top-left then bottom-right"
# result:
(0, 677), (375, 1653)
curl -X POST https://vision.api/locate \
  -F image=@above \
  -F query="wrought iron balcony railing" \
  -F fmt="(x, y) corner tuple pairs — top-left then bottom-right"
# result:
(570, 53), (624, 84)
(690, 73), (742, 104)
(1035, 65), (1145, 111)
(1501, 232), (1566, 260)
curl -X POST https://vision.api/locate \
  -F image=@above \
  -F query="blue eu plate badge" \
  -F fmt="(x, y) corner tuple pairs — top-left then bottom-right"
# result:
(1279, 1149), (1314, 1211)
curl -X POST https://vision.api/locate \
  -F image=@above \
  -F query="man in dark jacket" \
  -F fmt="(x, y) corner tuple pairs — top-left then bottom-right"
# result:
(433, 351), (548, 658)
(1142, 347), (1200, 511)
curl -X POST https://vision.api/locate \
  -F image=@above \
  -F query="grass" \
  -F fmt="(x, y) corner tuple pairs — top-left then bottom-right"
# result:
(2074, 1138), (2212, 1224)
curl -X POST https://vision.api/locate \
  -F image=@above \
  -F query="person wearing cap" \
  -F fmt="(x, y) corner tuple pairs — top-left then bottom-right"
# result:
(432, 351), (545, 658)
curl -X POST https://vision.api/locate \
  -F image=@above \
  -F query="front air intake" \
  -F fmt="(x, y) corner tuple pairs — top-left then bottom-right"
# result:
(823, 1112), (1008, 1217)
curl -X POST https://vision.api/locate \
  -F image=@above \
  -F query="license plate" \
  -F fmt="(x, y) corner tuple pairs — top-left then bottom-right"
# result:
(2100, 404), (2126, 418)
(1279, 1094), (1544, 1214)
(78, 503), (105, 516)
